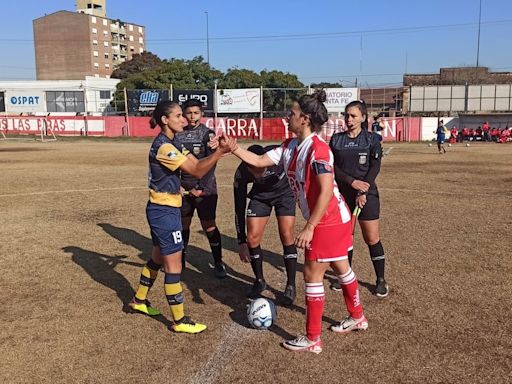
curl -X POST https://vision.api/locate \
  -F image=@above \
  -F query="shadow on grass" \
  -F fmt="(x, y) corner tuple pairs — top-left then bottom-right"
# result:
(63, 245), (173, 329)
(95, 223), (301, 339)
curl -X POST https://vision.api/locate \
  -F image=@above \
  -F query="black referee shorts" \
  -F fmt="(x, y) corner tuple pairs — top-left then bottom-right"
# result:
(180, 194), (218, 221)
(341, 188), (380, 221)
(246, 195), (296, 218)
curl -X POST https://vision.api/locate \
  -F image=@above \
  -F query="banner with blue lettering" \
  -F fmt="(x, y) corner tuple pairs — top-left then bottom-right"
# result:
(127, 90), (170, 113)
(5, 90), (46, 113)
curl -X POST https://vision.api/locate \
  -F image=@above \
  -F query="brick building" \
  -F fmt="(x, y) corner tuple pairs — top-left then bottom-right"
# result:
(33, 1), (145, 80)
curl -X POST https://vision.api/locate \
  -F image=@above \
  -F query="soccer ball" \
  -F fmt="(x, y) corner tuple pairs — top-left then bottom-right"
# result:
(448, 143), (452, 147)
(466, 143), (470, 147)
(428, 143), (432, 147)
(247, 298), (276, 330)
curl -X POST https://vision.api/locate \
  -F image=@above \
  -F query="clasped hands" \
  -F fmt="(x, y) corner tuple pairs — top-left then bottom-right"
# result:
(208, 131), (239, 154)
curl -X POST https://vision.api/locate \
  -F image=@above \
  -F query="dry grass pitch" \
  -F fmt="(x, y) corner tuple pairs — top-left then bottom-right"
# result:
(1, 139), (511, 384)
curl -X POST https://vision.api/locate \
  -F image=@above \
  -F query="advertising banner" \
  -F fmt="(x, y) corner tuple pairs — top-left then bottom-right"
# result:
(323, 88), (358, 112)
(5, 90), (46, 113)
(216, 88), (261, 113)
(172, 90), (214, 111)
(127, 90), (170, 113)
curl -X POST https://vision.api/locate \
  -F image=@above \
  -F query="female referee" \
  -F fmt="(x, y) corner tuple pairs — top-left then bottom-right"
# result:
(129, 100), (230, 334)
(329, 100), (389, 297)
(234, 144), (297, 305)
(229, 90), (367, 354)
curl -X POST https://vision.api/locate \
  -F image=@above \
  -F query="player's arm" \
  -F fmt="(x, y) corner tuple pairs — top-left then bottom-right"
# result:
(179, 141), (230, 178)
(295, 162), (333, 249)
(362, 135), (383, 188)
(193, 130), (216, 194)
(203, 129), (216, 157)
(232, 146), (276, 168)
(329, 136), (368, 193)
(233, 166), (249, 245)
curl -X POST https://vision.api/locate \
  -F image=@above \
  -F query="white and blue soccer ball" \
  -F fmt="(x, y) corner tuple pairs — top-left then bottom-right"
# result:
(247, 298), (277, 330)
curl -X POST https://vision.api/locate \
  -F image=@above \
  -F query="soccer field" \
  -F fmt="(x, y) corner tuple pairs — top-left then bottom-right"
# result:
(1, 139), (511, 384)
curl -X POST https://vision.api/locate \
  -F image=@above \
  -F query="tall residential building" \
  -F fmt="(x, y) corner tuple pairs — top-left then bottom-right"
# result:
(33, 1), (145, 80)
(76, 0), (107, 17)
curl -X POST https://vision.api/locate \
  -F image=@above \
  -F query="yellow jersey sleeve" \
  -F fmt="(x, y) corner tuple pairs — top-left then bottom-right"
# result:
(156, 143), (188, 171)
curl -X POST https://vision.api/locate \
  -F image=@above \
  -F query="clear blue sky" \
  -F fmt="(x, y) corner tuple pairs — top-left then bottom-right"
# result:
(1, 0), (511, 86)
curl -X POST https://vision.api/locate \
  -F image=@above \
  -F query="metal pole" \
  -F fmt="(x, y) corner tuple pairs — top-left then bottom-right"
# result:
(259, 85), (263, 140)
(123, 87), (130, 136)
(476, 0), (482, 67)
(359, 33), (363, 74)
(83, 82), (89, 136)
(214, 79), (218, 132)
(205, 11), (210, 65)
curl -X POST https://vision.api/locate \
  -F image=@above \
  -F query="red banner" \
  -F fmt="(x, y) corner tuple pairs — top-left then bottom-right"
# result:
(2, 115), (422, 142)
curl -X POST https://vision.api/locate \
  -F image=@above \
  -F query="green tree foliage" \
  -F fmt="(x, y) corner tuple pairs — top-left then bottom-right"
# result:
(310, 81), (344, 88)
(115, 53), (308, 113)
(111, 52), (163, 79)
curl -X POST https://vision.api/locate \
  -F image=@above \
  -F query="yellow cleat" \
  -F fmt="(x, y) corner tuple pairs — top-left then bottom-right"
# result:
(129, 300), (161, 316)
(171, 316), (207, 334)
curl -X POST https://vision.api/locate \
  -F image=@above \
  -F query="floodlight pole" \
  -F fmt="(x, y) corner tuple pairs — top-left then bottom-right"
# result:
(205, 11), (210, 65)
(476, 0), (482, 68)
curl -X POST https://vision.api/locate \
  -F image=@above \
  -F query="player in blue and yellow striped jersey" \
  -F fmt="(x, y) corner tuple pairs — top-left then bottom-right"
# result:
(129, 100), (231, 334)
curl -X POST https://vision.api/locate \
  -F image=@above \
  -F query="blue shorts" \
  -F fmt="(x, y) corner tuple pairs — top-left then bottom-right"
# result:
(146, 202), (183, 255)
(437, 138), (445, 144)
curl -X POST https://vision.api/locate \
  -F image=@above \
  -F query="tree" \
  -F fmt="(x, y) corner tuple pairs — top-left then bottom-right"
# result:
(116, 56), (221, 90)
(220, 68), (262, 88)
(111, 52), (163, 79)
(310, 81), (344, 88)
(260, 70), (305, 114)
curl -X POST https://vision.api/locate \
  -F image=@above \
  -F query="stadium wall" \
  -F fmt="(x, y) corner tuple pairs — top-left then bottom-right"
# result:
(1, 115), (423, 142)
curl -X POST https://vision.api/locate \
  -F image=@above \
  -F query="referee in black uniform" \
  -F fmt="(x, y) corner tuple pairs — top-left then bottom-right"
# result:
(176, 99), (226, 278)
(329, 100), (389, 297)
(234, 144), (298, 305)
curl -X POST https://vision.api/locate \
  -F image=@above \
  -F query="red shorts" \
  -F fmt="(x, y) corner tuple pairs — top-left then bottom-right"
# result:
(305, 222), (352, 263)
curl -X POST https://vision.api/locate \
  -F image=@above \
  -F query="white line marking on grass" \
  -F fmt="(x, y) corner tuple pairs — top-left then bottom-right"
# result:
(188, 322), (254, 384)
(0, 186), (145, 198)
(379, 187), (511, 197)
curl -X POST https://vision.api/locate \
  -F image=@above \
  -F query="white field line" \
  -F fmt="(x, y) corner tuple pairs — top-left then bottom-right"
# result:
(187, 322), (254, 384)
(0, 186), (145, 198)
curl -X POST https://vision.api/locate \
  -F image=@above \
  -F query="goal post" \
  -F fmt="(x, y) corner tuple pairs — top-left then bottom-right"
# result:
(0, 115), (57, 142)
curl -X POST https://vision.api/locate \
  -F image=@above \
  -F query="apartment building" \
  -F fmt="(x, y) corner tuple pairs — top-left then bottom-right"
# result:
(33, 1), (145, 80)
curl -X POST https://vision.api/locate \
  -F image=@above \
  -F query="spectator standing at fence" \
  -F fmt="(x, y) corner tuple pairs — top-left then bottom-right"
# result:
(329, 100), (389, 297)
(129, 100), (231, 333)
(233, 144), (298, 305)
(176, 99), (226, 278)
(228, 90), (367, 354)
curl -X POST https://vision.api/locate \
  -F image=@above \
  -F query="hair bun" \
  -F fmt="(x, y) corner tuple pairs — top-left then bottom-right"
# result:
(314, 89), (327, 103)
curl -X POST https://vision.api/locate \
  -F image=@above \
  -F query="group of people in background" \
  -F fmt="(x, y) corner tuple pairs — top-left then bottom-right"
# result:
(449, 121), (512, 143)
(127, 93), (388, 354)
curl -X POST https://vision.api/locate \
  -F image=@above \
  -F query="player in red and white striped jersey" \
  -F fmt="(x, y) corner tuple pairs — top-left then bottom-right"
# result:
(230, 90), (368, 354)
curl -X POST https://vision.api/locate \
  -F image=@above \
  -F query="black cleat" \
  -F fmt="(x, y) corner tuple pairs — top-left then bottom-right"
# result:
(247, 280), (266, 299)
(375, 278), (389, 298)
(281, 284), (296, 306)
(214, 263), (227, 279)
